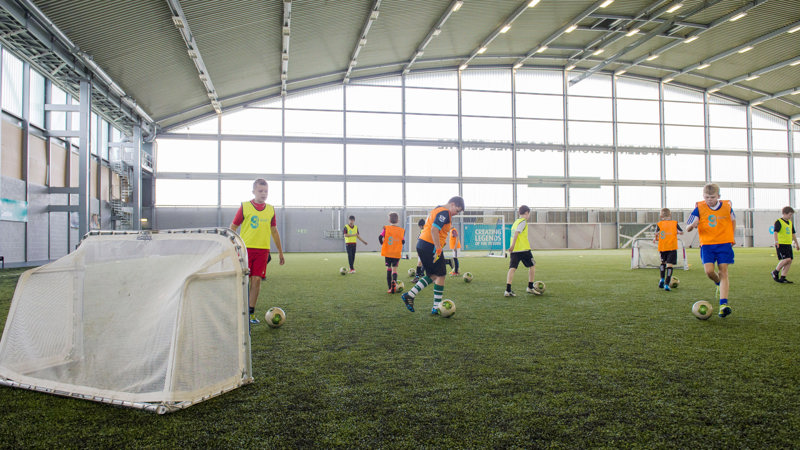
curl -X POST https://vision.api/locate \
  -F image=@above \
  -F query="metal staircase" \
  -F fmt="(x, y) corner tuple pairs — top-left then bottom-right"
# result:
(110, 155), (133, 230)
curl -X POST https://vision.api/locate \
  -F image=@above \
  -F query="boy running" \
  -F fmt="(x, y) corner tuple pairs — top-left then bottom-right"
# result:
(505, 205), (541, 296)
(379, 212), (405, 293)
(654, 208), (684, 291)
(771, 206), (799, 283)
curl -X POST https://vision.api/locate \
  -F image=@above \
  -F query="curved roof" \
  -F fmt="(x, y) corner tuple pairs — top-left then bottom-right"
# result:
(13, 0), (800, 132)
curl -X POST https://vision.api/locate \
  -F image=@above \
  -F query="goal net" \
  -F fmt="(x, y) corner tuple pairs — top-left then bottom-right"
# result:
(0, 228), (253, 413)
(630, 236), (689, 270)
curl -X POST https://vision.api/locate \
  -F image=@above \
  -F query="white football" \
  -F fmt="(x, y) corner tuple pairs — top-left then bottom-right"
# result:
(265, 307), (286, 328)
(438, 299), (456, 318)
(396, 281), (405, 293)
(692, 301), (713, 320)
(533, 281), (546, 293)
(339, 267), (347, 275)
(670, 277), (680, 288)
(408, 268), (416, 278)
(463, 272), (473, 283)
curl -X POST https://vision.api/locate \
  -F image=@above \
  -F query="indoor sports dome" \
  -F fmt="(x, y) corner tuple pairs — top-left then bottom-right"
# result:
(0, 0), (799, 262)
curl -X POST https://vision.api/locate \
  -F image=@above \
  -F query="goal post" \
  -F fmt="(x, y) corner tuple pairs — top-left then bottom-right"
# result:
(630, 237), (689, 270)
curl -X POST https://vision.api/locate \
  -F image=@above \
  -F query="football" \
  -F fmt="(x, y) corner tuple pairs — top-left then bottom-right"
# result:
(438, 299), (456, 318)
(339, 267), (347, 275)
(265, 307), (286, 328)
(408, 268), (416, 278)
(670, 277), (680, 288)
(463, 272), (473, 283)
(533, 280), (546, 293)
(691, 301), (713, 320)
(396, 281), (405, 293)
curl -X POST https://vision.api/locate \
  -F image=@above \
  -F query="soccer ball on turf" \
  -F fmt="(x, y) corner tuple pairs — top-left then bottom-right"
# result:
(339, 267), (348, 275)
(463, 272), (473, 283)
(396, 281), (405, 293)
(670, 277), (680, 288)
(691, 301), (713, 320)
(438, 299), (456, 318)
(533, 280), (546, 293)
(408, 268), (416, 278)
(265, 307), (286, 328)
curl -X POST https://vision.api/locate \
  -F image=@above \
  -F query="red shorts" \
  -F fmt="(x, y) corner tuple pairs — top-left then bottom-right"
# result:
(247, 248), (271, 279)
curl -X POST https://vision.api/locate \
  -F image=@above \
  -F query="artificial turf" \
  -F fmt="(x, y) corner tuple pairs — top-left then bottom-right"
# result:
(0, 248), (798, 448)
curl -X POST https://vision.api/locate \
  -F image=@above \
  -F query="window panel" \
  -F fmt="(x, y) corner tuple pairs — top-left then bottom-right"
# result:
(618, 152), (660, 180)
(347, 145), (402, 176)
(29, 70), (45, 128)
(516, 186), (565, 208)
(751, 109), (786, 130)
(569, 186), (614, 208)
(49, 85), (67, 131)
(663, 101), (704, 126)
(405, 88), (458, 114)
(752, 129), (788, 152)
(156, 179), (217, 206)
(567, 97), (612, 121)
(616, 78), (659, 100)
(173, 117), (218, 134)
(753, 156), (788, 183)
(515, 69), (563, 94)
(516, 119), (564, 145)
(461, 69), (511, 91)
(709, 127), (747, 150)
(720, 187), (749, 209)
(753, 188), (788, 210)
(568, 121), (613, 146)
(405, 146), (458, 177)
(461, 90), (511, 117)
(663, 85), (703, 102)
(710, 155), (748, 182)
(666, 186), (701, 210)
(346, 85), (402, 112)
(568, 150), (613, 179)
(285, 110), (342, 137)
(2, 50), (23, 116)
(346, 112), (401, 139)
(405, 71), (458, 89)
(221, 179), (283, 207)
(665, 125), (704, 149)
(618, 123), (660, 148)
(405, 114), (458, 140)
(619, 186), (660, 208)
(347, 182), (402, 207)
(284, 86), (343, 110)
(616, 99), (659, 123)
(284, 181), (343, 206)
(284, 143), (343, 174)
(515, 93), (563, 119)
(665, 153), (705, 181)
(709, 103), (746, 127)
(221, 141), (282, 174)
(156, 139), (218, 173)
(462, 183), (513, 208)
(462, 146), (512, 178)
(567, 74), (611, 97)
(516, 149), (564, 178)
(461, 117), (511, 142)
(405, 183), (460, 207)
(221, 108), (282, 135)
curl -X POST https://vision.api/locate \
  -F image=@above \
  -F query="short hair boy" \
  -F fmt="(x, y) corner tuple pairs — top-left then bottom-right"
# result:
(343, 215), (368, 273)
(654, 208), (683, 291)
(505, 205), (541, 296)
(771, 206), (799, 283)
(685, 183), (734, 318)
(379, 212), (405, 293)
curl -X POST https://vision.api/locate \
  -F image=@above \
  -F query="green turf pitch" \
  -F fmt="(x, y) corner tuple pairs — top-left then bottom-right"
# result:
(1, 248), (799, 447)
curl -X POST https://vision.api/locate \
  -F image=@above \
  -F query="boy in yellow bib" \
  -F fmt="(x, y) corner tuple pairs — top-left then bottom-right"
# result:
(505, 205), (541, 296)
(771, 206), (799, 283)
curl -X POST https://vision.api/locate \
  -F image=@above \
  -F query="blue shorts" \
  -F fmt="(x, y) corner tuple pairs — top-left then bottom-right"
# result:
(700, 243), (735, 265)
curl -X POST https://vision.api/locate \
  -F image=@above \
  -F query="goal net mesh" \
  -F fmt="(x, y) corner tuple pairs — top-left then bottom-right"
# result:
(630, 237), (689, 270)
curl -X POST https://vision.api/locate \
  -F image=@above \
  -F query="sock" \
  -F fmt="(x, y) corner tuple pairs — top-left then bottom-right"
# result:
(720, 298), (728, 305)
(433, 284), (443, 305)
(416, 266), (424, 276)
(249, 306), (255, 315)
(506, 283), (512, 292)
(392, 272), (397, 282)
(408, 276), (431, 298)
(386, 269), (393, 289)
(665, 267), (673, 285)
(659, 264), (665, 280)
(716, 281), (720, 286)
(454, 258), (459, 273)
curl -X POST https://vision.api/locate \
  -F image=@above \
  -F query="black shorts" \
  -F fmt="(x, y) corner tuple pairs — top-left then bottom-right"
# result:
(776, 244), (793, 260)
(660, 250), (678, 265)
(384, 257), (400, 267)
(417, 240), (447, 277)
(509, 250), (535, 269)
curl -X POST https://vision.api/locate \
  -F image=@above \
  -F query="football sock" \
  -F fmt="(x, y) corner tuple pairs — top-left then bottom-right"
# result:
(386, 269), (393, 289)
(720, 298), (728, 305)
(528, 282), (534, 289)
(433, 284), (443, 304)
(665, 267), (673, 285)
(416, 266), (424, 276)
(392, 272), (397, 282)
(409, 276), (431, 298)
(506, 283), (512, 292)
(249, 306), (255, 315)
(659, 264), (665, 280)
(454, 258), (459, 273)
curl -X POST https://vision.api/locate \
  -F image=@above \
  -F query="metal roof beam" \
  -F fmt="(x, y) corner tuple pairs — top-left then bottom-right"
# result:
(751, 86), (800, 106)
(403, 0), (462, 75)
(587, 13), (708, 30)
(710, 56), (800, 95)
(460, 0), (541, 71)
(344, 0), (381, 83)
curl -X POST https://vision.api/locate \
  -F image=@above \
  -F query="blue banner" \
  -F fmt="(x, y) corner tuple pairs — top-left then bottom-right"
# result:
(0, 198), (28, 222)
(462, 223), (512, 251)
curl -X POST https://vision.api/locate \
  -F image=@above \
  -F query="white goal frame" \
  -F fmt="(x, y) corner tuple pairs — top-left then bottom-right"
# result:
(630, 236), (689, 270)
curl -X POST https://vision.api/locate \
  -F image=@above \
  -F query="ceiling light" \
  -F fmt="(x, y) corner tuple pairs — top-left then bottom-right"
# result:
(566, 64), (576, 71)
(697, 63), (710, 70)
(500, 25), (511, 33)
(663, 77), (674, 83)
(199, 73), (208, 82)
(433, 28), (442, 36)
(187, 49), (198, 59)
(359, 38), (367, 46)
(452, 1), (463, 12)
(513, 62), (523, 70)
(599, 0), (614, 8)
(729, 12), (747, 22)
(528, 0), (541, 7)
(738, 46), (753, 53)
(625, 28), (640, 37)
(791, 60), (800, 66)
(565, 24), (578, 33)
(684, 35), (698, 43)
(666, 3), (683, 13)
(788, 25), (800, 33)
(745, 75), (759, 81)
(459, 63), (468, 71)
(592, 48), (604, 56)
(616, 70), (626, 76)
(792, 90), (800, 95)
(646, 54), (659, 61)
(416, 50), (424, 57)
(536, 45), (548, 53)
(708, 87), (720, 93)
(751, 100), (763, 106)
(171, 16), (184, 28)
(477, 47), (487, 54)
(370, 10), (379, 20)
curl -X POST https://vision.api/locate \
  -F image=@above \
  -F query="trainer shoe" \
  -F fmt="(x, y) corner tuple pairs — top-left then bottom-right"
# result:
(402, 292), (415, 312)
(391, 281), (397, 293)
(504, 290), (516, 297)
(249, 314), (260, 325)
(719, 305), (732, 318)
(349, 269), (356, 274)
(526, 287), (542, 295)
(431, 304), (440, 315)
(412, 276), (420, 283)
(658, 279), (665, 289)
(771, 270), (780, 282)
(780, 277), (793, 284)
(449, 271), (460, 277)
(663, 285), (671, 292)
